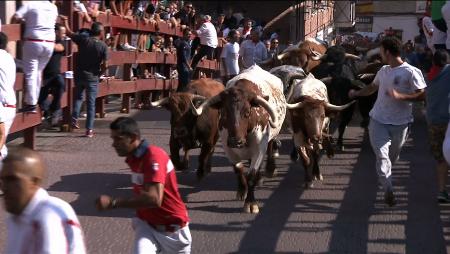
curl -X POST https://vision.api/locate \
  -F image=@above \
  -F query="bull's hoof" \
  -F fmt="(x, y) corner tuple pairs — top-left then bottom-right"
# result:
(304, 181), (314, 189)
(236, 189), (247, 201)
(243, 202), (260, 214)
(313, 174), (324, 181)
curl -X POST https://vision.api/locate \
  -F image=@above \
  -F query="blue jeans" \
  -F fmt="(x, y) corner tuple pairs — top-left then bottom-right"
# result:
(72, 79), (98, 130)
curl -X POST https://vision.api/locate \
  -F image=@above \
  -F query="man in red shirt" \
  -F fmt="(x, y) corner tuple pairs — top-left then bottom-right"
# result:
(96, 117), (191, 253)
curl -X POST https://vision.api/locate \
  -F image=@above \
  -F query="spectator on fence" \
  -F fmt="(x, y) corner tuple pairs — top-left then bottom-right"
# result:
(174, 1), (193, 28)
(1, 147), (86, 253)
(220, 29), (240, 84)
(61, 17), (108, 138)
(0, 32), (16, 164)
(74, 0), (93, 23)
(11, 1), (58, 113)
(214, 13), (226, 37)
(425, 49), (450, 203)
(96, 117), (191, 254)
(237, 18), (252, 41)
(239, 28), (268, 70)
(175, 28), (193, 92)
(38, 24), (67, 128)
(191, 15), (218, 72)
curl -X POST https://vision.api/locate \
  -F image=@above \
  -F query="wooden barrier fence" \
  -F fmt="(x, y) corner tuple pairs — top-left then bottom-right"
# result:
(3, 6), (222, 149)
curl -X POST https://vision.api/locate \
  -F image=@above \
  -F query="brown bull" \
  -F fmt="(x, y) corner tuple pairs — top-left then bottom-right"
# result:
(275, 38), (328, 72)
(151, 78), (224, 179)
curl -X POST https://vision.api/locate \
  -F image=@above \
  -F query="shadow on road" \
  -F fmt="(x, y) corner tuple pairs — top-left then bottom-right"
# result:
(48, 172), (134, 218)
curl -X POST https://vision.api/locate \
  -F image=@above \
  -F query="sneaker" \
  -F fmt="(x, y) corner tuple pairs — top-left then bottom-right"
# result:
(120, 43), (136, 51)
(438, 190), (450, 203)
(85, 129), (94, 138)
(19, 104), (38, 113)
(384, 191), (396, 207)
(71, 119), (80, 129)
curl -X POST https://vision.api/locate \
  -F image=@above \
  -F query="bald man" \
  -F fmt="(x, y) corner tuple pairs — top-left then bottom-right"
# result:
(0, 147), (86, 254)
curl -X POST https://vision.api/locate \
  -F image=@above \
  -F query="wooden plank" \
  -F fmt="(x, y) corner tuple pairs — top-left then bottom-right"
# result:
(136, 52), (157, 63)
(14, 73), (24, 91)
(60, 57), (69, 73)
(23, 127), (36, 150)
(137, 20), (157, 32)
(108, 50), (137, 65)
(96, 12), (110, 26)
(97, 80), (136, 97)
(9, 112), (42, 134)
(2, 24), (21, 41)
(110, 15), (139, 31)
(155, 79), (165, 90)
(165, 54), (176, 65)
(136, 79), (156, 91)
(156, 21), (172, 35)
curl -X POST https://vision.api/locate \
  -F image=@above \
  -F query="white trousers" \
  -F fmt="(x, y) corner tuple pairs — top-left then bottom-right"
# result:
(442, 2), (450, 50)
(0, 106), (16, 163)
(132, 218), (192, 254)
(22, 41), (54, 105)
(368, 118), (409, 193)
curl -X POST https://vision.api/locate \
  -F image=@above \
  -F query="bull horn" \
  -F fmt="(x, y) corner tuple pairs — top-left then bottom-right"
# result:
(357, 73), (376, 80)
(190, 94), (222, 116)
(345, 53), (361, 60)
(277, 52), (288, 60)
(253, 96), (278, 128)
(325, 100), (356, 111)
(190, 94), (207, 101)
(286, 101), (305, 109)
(309, 46), (323, 61)
(287, 74), (306, 86)
(150, 97), (169, 107)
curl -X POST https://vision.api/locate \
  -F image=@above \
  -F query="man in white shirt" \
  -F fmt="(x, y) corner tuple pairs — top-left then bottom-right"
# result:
(349, 37), (426, 207)
(239, 29), (268, 70)
(422, 15), (436, 52)
(191, 15), (218, 72)
(0, 32), (16, 163)
(1, 147), (86, 253)
(220, 29), (240, 84)
(11, 0), (58, 113)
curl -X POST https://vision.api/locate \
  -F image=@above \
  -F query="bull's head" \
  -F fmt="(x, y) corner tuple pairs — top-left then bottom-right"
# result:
(191, 86), (278, 148)
(287, 97), (355, 149)
(151, 93), (206, 139)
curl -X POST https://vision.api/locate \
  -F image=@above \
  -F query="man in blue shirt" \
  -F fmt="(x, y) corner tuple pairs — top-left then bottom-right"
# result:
(175, 28), (193, 92)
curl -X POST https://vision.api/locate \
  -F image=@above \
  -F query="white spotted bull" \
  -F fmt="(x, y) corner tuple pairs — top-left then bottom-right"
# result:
(191, 65), (286, 213)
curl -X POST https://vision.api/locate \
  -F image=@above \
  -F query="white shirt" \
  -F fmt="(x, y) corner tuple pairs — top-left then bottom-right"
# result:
(221, 42), (240, 75)
(5, 188), (86, 254)
(196, 22), (218, 48)
(0, 49), (17, 106)
(370, 62), (427, 125)
(239, 39), (268, 69)
(15, 1), (58, 41)
(422, 16), (435, 50)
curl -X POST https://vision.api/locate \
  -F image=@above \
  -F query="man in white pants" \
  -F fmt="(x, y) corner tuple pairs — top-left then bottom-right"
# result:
(0, 32), (16, 164)
(11, 1), (58, 113)
(349, 37), (426, 207)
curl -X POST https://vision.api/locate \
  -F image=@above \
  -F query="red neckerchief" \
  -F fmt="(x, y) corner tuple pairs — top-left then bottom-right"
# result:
(428, 65), (443, 82)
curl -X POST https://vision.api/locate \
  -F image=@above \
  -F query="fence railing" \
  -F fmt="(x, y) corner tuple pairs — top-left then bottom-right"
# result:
(4, 3), (222, 149)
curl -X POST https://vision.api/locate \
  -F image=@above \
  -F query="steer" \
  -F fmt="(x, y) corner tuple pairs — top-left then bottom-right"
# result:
(151, 78), (224, 179)
(284, 73), (354, 188)
(191, 65), (286, 214)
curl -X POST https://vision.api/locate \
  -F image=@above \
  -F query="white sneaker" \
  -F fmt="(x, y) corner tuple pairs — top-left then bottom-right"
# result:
(121, 43), (136, 51)
(154, 73), (167, 79)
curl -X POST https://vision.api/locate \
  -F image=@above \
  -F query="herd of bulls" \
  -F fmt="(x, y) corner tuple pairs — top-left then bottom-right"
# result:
(150, 38), (384, 214)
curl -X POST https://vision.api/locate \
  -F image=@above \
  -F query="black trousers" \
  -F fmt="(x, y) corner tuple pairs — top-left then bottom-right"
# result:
(177, 66), (192, 92)
(191, 45), (215, 70)
(38, 74), (66, 112)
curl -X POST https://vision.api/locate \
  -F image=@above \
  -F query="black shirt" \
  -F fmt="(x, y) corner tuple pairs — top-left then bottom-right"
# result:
(72, 33), (108, 82)
(43, 39), (64, 79)
(174, 10), (190, 26)
(175, 38), (191, 69)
